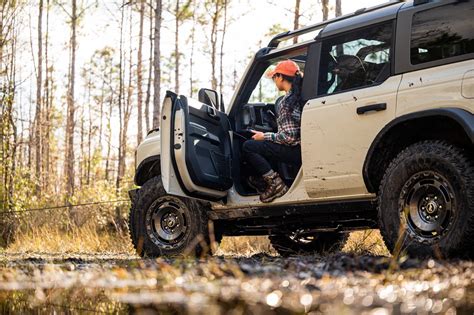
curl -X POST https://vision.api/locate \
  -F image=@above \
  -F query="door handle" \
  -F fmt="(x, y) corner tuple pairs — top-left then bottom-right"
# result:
(207, 106), (221, 121)
(356, 103), (387, 115)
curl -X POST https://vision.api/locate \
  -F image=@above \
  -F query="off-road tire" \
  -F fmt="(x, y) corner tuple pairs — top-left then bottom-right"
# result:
(269, 232), (348, 257)
(377, 141), (474, 259)
(128, 176), (212, 258)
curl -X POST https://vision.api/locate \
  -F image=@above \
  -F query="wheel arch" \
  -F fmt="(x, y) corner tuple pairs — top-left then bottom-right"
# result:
(363, 108), (474, 193)
(135, 155), (161, 186)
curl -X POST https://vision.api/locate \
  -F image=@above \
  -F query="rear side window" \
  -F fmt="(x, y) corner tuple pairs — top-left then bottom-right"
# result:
(317, 22), (393, 96)
(411, 1), (474, 65)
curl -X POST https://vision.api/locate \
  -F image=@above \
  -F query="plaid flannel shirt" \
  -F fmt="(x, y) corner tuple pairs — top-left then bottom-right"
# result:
(263, 93), (302, 146)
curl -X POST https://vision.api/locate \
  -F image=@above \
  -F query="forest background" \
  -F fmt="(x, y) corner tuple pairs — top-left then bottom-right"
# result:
(0, 0), (388, 255)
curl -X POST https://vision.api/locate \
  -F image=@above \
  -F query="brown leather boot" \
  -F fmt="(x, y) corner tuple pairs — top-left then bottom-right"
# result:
(260, 170), (289, 203)
(247, 176), (267, 194)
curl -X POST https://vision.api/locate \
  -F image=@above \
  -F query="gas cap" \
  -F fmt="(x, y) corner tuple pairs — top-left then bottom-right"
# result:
(462, 70), (474, 99)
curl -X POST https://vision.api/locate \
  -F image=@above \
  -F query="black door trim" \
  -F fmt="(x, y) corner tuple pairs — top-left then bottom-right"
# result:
(357, 103), (387, 115)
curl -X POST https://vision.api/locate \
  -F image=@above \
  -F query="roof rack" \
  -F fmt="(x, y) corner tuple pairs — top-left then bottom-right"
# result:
(267, 0), (405, 48)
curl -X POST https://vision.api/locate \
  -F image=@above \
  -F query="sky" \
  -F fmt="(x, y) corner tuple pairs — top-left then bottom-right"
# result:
(15, 0), (388, 149)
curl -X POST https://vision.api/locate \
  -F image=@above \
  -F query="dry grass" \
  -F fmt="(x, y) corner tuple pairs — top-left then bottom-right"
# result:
(5, 223), (136, 255)
(217, 230), (390, 257)
(342, 229), (390, 256)
(5, 219), (389, 258)
(217, 236), (278, 257)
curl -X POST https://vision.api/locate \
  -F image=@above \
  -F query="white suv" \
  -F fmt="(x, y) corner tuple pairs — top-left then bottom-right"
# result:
(129, 0), (474, 258)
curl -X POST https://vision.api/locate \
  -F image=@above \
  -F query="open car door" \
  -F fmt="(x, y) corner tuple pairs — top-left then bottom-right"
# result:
(160, 91), (233, 201)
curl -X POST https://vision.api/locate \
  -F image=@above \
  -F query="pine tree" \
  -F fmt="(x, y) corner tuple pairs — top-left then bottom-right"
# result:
(152, 0), (163, 129)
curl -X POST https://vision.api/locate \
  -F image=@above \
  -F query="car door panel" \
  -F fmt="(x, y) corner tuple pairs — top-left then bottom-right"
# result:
(300, 20), (399, 199)
(161, 91), (232, 200)
(301, 75), (402, 199)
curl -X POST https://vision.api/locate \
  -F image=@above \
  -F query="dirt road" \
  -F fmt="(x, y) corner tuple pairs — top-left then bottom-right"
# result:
(0, 251), (472, 314)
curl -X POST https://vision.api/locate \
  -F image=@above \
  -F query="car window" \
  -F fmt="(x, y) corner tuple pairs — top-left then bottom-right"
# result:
(411, 2), (474, 65)
(248, 69), (284, 103)
(248, 57), (306, 104)
(317, 22), (393, 96)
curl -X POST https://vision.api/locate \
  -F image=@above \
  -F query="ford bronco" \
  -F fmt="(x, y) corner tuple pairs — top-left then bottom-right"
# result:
(129, 0), (474, 258)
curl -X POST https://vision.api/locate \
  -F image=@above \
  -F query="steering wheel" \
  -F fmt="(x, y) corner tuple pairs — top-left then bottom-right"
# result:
(333, 54), (367, 74)
(331, 54), (368, 92)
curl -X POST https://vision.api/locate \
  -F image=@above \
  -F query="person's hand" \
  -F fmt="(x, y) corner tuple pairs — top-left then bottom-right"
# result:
(251, 130), (265, 141)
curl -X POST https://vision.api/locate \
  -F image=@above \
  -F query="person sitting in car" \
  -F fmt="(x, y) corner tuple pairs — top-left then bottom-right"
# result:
(243, 59), (304, 203)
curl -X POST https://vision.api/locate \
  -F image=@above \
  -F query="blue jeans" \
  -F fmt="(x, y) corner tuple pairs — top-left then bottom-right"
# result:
(242, 140), (302, 176)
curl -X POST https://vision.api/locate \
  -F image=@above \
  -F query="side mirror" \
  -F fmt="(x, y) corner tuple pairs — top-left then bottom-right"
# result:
(198, 88), (224, 112)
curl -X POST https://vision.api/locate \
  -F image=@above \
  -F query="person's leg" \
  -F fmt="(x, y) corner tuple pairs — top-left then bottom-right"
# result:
(242, 140), (290, 202)
(242, 140), (273, 193)
(242, 140), (302, 173)
(261, 143), (302, 186)
(257, 142), (302, 167)
(242, 140), (273, 176)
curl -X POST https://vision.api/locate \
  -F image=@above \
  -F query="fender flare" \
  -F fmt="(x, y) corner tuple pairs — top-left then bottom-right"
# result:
(134, 155), (161, 186)
(363, 108), (474, 193)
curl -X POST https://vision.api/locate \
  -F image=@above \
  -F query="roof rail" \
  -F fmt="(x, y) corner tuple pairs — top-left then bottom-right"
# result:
(267, 0), (404, 48)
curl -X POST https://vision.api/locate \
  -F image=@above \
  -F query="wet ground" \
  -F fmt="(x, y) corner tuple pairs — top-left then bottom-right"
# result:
(0, 251), (472, 314)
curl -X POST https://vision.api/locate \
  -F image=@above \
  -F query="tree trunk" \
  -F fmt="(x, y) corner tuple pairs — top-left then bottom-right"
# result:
(189, 0), (196, 97)
(144, 2), (153, 132)
(322, 0), (329, 21)
(98, 76), (105, 154)
(99, 66), (111, 155)
(43, 0), (51, 193)
(336, 0), (342, 17)
(116, 4), (134, 227)
(152, 0), (162, 129)
(0, 5), (4, 210)
(116, 2), (133, 192)
(218, 0), (228, 98)
(35, 0), (43, 196)
(232, 60), (238, 91)
(116, 1), (125, 191)
(65, 0), (77, 199)
(174, 0), (180, 94)
(137, 0), (145, 144)
(27, 103), (33, 171)
(0, 6), (19, 212)
(8, 107), (18, 213)
(124, 7), (134, 166)
(293, 0), (300, 43)
(210, 1), (220, 90)
(105, 94), (113, 181)
(79, 105), (84, 188)
(87, 81), (92, 185)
